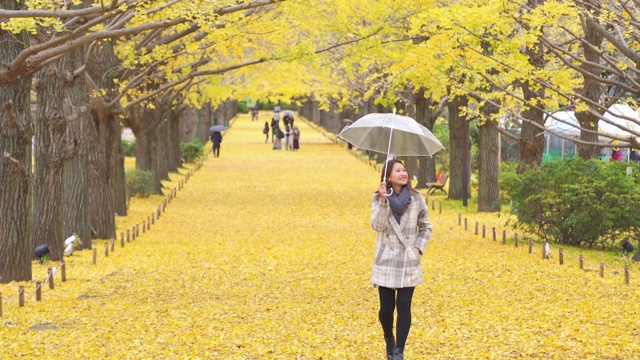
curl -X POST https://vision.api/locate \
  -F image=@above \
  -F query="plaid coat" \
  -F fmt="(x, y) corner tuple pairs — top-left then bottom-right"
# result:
(370, 192), (432, 289)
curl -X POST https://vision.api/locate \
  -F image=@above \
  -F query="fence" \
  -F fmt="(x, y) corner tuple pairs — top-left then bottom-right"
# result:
(0, 116), (239, 317)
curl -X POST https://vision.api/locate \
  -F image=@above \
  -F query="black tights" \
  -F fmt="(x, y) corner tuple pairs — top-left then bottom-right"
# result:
(213, 146), (220, 158)
(378, 286), (415, 349)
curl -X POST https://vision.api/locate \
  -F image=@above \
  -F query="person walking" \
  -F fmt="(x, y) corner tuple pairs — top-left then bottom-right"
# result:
(210, 131), (222, 158)
(284, 125), (291, 151)
(263, 121), (270, 143)
(370, 159), (432, 360)
(273, 126), (283, 151)
(292, 125), (300, 151)
(270, 117), (279, 144)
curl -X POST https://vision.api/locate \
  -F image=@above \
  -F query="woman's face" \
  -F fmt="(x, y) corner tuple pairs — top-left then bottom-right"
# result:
(388, 162), (408, 188)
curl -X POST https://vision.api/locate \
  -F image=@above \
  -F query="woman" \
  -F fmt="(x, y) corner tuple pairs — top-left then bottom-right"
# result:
(292, 125), (300, 151)
(263, 121), (270, 143)
(370, 159), (432, 360)
(272, 126), (283, 151)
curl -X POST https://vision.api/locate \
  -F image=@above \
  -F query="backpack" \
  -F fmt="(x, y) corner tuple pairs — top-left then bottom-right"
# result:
(263, 127), (269, 134)
(277, 130), (285, 139)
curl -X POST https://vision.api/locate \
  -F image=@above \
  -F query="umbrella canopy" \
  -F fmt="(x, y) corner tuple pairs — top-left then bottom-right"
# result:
(336, 113), (444, 157)
(209, 125), (227, 132)
(283, 110), (294, 116)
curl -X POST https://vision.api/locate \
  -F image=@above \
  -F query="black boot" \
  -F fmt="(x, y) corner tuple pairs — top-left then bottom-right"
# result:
(384, 336), (395, 360)
(394, 347), (404, 360)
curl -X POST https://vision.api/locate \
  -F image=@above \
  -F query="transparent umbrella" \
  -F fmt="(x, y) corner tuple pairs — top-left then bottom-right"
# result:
(337, 112), (444, 194)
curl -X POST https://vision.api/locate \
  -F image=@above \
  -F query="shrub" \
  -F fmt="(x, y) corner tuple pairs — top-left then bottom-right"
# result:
(501, 157), (640, 247)
(122, 140), (136, 157)
(126, 169), (156, 198)
(237, 101), (249, 114)
(180, 140), (204, 163)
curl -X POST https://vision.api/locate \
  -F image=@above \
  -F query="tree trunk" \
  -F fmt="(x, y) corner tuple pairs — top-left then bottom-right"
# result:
(87, 108), (116, 240)
(0, 10), (33, 282)
(110, 114), (127, 217)
(478, 112), (501, 212)
(413, 88), (442, 187)
(64, 48), (92, 247)
(576, 12), (605, 160)
(447, 93), (470, 201)
(32, 56), (78, 261)
(86, 40), (127, 218)
(131, 106), (164, 193)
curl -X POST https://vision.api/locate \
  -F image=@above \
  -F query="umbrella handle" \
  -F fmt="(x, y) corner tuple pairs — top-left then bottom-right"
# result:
(385, 188), (393, 197)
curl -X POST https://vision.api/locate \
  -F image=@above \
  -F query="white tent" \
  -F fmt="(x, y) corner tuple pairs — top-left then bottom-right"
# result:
(545, 111), (580, 137)
(598, 104), (640, 141)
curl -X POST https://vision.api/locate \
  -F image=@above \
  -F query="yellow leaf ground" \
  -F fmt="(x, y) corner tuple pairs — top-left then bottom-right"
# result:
(2, 114), (640, 359)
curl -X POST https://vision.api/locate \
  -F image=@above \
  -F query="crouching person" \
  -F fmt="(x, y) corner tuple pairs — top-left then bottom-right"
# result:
(34, 243), (50, 263)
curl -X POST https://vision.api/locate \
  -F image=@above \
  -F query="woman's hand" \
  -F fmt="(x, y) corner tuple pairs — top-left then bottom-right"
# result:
(378, 182), (388, 203)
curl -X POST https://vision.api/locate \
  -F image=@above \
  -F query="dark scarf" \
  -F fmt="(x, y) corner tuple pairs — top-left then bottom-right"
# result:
(388, 185), (412, 223)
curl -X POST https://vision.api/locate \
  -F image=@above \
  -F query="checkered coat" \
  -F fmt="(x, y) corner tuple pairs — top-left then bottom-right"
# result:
(370, 192), (432, 289)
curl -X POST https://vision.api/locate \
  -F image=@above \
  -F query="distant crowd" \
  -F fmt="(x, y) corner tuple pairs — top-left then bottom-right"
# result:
(263, 110), (300, 151)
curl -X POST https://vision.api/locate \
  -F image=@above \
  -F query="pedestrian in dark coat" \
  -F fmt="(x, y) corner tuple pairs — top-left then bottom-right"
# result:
(371, 159), (432, 360)
(210, 131), (222, 158)
(263, 121), (270, 143)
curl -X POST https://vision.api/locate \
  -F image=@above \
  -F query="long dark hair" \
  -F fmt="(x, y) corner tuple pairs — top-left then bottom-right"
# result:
(377, 159), (419, 194)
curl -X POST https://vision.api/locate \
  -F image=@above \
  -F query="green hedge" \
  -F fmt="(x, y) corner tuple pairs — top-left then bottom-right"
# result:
(126, 169), (156, 198)
(180, 140), (204, 163)
(237, 101), (249, 114)
(122, 140), (136, 157)
(501, 158), (640, 247)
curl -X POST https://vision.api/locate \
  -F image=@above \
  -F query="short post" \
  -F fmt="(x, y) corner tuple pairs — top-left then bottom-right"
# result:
(482, 225), (486, 239)
(464, 218), (467, 231)
(600, 263), (605, 278)
(121, 233), (125, 247)
(502, 230), (506, 245)
(136, 224), (139, 237)
(92, 248), (97, 265)
(559, 249), (564, 265)
(625, 267), (630, 285)
(147, 217), (151, 230)
(36, 282), (42, 301)
(152, 213), (155, 225)
(543, 241), (548, 259)
(528, 238), (533, 253)
(126, 229), (130, 242)
(142, 220), (146, 233)
(515, 233), (519, 248)
(458, 214), (461, 226)
(19, 286), (24, 307)
(475, 222), (478, 235)
(111, 238), (115, 252)
(61, 261), (66, 282)
(439, 202), (442, 214)
(48, 268), (54, 289)
(132, 226), (136, 240)
(492, 227), (496, 241)
(432, 201), (435, 210)
(579, 255), (584, 270)
(104, 242), (109, 257)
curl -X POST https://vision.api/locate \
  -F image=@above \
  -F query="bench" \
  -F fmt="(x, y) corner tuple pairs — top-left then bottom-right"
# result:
(426, 173), (448, 195)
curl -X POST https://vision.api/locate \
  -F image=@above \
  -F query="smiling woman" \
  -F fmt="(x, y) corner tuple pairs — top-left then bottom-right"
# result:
(371, 159), (432, 360)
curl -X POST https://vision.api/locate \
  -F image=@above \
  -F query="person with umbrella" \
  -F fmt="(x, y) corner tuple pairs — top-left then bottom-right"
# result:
(209, 124), (226, 158)
(371, 159), (432, 360)
(338, 112), (442, 360)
